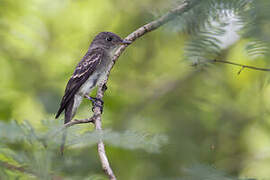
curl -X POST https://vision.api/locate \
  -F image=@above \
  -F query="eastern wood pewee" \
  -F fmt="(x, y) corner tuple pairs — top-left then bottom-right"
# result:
(55, 32), (131, 153)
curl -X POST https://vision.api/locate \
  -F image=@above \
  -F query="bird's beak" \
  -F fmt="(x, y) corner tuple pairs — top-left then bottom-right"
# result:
(120, 39), (132, 45)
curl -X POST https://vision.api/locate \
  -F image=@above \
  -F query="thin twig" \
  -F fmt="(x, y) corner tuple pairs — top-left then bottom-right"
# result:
(211, 59), (270, 73)
(49, 117), (95, 139)
(64, 117), (95, 128)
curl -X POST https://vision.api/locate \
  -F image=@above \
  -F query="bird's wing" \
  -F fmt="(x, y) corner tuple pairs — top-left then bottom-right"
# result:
(55, 48), (104, 118)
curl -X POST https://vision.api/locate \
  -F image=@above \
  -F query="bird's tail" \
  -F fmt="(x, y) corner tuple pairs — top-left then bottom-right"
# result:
(60, 98), (74, 156)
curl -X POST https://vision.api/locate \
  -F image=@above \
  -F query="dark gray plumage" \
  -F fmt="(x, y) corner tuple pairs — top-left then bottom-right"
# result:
(55, 32), (131, 154)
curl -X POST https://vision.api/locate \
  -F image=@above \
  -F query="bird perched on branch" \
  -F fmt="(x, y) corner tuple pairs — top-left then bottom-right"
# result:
(55, 32), (131, 154)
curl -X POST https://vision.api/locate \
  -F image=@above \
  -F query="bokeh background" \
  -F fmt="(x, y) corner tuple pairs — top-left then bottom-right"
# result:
(1, 0), (270, 179)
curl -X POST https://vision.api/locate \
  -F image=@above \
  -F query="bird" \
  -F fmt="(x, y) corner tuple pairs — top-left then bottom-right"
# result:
(55, 32), (131, 154)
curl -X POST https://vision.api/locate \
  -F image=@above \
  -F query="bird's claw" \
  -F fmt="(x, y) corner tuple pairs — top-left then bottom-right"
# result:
(91, 97), (104, 113)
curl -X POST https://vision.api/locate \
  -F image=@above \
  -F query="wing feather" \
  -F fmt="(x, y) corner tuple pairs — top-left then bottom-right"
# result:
(55, 48), (104, 118)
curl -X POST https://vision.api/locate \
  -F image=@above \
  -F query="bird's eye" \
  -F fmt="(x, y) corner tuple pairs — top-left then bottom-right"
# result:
(106, 37), (112, 41)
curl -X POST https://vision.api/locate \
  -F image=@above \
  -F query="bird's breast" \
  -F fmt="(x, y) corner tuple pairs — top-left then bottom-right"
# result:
(78, 72), (100, 96)
(77, 53), (111, 97)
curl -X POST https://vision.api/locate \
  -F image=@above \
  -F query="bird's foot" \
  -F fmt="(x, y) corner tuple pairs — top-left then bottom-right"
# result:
(84, 95), (104, 113)
(91, 97), (104, 113)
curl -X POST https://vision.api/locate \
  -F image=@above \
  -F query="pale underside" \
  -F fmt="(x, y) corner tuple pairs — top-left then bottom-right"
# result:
(71, 70), (107, 118)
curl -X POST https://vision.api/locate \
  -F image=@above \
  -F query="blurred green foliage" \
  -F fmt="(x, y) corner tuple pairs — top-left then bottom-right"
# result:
(1, 0), (270, 179)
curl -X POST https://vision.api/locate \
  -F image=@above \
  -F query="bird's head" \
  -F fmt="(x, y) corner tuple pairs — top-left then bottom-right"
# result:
(90, 32), (131, 50)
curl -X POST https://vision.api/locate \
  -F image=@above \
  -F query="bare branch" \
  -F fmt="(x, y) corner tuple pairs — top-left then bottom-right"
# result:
(104, 0), (191, 85)
(210, 59), (270, 73)
(64, 117), (95, 128)
(92, 84), (116, 180)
